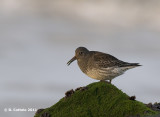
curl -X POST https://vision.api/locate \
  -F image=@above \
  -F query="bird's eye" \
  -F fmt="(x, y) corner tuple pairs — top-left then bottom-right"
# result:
(79, 52), (83, 55)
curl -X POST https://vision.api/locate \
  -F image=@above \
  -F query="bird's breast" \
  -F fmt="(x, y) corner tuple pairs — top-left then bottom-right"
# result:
(85, 67), (125, 80)
(77, 59), (88, 74)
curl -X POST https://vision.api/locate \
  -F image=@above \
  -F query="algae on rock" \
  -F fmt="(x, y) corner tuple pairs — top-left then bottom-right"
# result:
(34, 82), (158, 117)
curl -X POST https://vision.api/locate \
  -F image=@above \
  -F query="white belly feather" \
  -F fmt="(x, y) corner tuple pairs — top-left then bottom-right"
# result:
(86, 67), (128, 80)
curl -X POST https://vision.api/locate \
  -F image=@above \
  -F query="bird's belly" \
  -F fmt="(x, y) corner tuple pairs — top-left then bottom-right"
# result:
(86, 67), (125, 80)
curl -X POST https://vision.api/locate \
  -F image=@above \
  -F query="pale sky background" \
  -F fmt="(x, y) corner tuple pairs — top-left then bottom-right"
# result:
(0, 0), (160, 117)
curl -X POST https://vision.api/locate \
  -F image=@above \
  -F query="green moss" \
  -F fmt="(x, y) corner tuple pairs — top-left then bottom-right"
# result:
(35, 82), (158, 117)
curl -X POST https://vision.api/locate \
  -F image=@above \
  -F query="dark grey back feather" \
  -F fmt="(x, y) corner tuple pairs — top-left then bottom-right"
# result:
(91, 51), (141, 68)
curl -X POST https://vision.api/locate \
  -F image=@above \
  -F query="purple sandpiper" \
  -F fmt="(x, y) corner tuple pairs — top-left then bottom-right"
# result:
(67, 47), (141, 83)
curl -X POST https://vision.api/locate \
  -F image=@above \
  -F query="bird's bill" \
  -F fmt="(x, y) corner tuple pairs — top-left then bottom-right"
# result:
(67, 56), (76, 66)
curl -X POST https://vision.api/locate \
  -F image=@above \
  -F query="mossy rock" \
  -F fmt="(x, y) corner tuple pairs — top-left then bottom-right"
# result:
(34, 82), (158, 117)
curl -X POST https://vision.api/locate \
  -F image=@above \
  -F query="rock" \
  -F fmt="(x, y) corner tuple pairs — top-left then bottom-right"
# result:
(35, 109), (44, 115)
(75, 86), (88, 91)
(40, 112), (50, 117)
(34, 82), (158, 117)
(65, 89), (74, 98)
(129, 96), (136, 101)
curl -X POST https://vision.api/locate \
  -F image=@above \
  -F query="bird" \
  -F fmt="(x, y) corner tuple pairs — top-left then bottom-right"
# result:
(67, 47), (141, 83)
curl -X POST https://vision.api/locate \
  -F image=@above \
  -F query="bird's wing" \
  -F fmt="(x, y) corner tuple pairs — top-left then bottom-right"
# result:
(92, 51), (127, 68)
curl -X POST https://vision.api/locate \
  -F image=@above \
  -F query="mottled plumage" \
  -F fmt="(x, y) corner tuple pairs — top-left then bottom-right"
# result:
(67, 47), (141, 83)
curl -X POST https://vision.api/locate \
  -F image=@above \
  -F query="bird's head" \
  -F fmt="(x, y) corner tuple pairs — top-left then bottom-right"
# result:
(67, 47), (89, 66)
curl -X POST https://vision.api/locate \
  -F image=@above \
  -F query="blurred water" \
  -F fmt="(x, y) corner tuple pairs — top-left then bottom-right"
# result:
(0, 1), (160, 117)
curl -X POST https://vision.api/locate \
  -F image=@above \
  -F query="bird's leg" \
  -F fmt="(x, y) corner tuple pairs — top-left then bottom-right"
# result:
(100, 80), (104, 82)
(100, 80), (107, 82)
(100, 80), (110, 84)
(109, 80), (112, 84)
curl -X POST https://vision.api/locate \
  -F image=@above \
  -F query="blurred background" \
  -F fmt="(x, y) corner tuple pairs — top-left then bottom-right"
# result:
(0, 0), (160, 117)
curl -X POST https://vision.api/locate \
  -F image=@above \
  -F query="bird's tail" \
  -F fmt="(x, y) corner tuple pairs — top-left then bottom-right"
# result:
(120, 62), (141, 69)
(126, 63), (141, 67)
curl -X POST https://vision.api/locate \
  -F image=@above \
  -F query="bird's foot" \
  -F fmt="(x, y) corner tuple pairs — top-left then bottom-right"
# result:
(100, 80), (111, 84)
